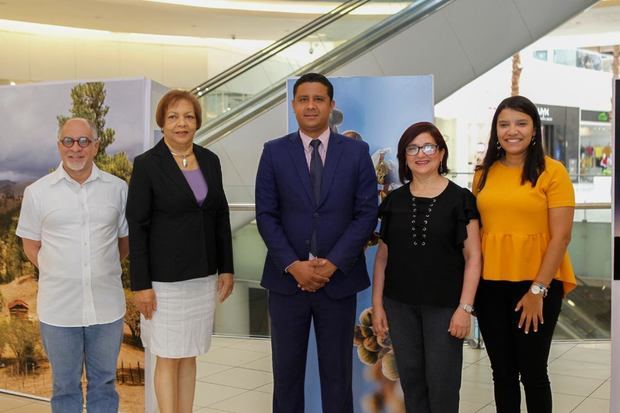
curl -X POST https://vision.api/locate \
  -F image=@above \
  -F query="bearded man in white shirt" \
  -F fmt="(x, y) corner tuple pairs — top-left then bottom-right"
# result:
(16, 117), (129, 413)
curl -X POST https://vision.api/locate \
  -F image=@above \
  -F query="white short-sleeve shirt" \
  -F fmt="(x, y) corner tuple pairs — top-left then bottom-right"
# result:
(16, 163), (128, 327)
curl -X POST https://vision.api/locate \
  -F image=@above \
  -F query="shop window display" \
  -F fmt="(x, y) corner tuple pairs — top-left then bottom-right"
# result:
(580, 117), (612, 181)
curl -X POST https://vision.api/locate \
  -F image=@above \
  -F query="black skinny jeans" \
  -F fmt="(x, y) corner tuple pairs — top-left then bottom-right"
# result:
(475, 279), (563, 413)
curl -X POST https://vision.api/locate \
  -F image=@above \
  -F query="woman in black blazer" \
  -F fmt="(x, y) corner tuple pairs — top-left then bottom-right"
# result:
(126, 90), (234, 413)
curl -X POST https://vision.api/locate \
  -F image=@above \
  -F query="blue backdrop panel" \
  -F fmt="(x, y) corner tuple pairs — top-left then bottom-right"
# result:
(285, 75), (434, 412)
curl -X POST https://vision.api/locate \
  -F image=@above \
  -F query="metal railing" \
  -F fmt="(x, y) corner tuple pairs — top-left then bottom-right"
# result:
(191, 1), (370, 99)
(226, 201), (612, 340)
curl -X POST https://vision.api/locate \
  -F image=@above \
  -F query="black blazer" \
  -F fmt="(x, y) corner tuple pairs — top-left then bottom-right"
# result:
(126, 138), (234, 291)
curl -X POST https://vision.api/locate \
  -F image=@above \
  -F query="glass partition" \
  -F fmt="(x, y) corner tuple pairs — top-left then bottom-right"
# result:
(214, 214), (268, 337)
(215, 197), (612, 341)
(558, 203), (611, 340)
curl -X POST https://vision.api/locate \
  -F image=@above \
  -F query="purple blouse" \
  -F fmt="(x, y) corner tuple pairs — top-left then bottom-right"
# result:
(182, 169), (208, 205)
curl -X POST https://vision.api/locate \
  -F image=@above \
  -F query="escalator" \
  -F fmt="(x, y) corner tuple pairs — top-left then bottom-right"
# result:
(191, 0), (439, 139)
(191, 0), (606, 342)
(192, 0), (441, 229)
(187, 0), (598, 210)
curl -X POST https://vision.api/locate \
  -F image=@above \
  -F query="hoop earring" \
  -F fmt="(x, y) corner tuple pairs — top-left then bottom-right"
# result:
(530, 138), (536, 147)
(496, 141), (501, 151)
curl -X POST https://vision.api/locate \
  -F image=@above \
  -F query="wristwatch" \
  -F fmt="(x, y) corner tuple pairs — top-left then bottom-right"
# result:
(530, 282), (548, 298)
(460, 303), (474, 314)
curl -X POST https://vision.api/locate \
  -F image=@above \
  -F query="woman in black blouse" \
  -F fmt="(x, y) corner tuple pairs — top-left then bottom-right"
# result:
(371, 122), (481, 412)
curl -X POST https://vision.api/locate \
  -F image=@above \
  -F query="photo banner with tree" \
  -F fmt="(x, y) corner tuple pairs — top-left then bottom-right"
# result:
(0, 78), (167, 413)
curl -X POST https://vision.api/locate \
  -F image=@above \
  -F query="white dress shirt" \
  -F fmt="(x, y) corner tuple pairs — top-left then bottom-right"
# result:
(16, 163), (128, 327)
(299, 128), (329, 168)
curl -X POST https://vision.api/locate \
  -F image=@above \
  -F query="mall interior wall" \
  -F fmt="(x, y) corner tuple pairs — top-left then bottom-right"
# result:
(0, 30), (273, 88)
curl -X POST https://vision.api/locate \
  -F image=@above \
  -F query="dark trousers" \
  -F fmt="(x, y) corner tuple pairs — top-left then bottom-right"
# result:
(269, 289), (356, 413)
(384, 297), (463, 413)
(475, 279), (563, 413)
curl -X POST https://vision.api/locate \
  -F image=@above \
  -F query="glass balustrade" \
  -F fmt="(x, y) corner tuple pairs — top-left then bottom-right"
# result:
(214, 183), (612, 341)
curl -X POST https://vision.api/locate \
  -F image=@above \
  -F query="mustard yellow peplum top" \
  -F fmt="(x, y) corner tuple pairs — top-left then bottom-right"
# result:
(473, 157), (576, 294)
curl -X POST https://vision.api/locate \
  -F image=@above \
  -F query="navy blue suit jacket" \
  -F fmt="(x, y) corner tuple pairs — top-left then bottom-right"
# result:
(255, 131), (378, 299)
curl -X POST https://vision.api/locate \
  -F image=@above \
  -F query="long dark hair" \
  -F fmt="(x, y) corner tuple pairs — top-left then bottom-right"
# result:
(397, 122), (449, 184)
(476, 95), (545, 192)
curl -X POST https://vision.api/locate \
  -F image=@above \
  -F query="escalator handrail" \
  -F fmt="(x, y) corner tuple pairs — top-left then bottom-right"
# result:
(191, 0), (370, 96)
(194, 0), (452, 146)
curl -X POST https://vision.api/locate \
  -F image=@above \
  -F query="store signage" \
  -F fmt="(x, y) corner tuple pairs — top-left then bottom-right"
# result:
(582, 109), (611, 123)
(538, 106), (553, 122)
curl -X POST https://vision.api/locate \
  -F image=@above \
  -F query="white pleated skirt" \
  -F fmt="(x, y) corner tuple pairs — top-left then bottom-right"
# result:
(140, 275), (217, 358)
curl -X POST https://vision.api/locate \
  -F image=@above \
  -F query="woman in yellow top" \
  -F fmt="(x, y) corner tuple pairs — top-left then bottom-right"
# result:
(473, 95), (576, 413)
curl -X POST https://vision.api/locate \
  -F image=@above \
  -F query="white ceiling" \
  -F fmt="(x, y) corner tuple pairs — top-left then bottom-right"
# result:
(0, 0), (331, 40)
(555, 0), (620, 36)
(0, 0), (617, 44)
(536, 0), (620, 49)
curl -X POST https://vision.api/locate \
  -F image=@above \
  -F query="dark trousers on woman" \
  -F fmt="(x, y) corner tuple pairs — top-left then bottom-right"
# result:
(384, 297), (463, 413)
(475, 279), (563, 413)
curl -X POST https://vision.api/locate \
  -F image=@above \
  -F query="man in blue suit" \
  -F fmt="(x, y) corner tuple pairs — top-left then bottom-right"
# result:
(256, 73), (378, 412)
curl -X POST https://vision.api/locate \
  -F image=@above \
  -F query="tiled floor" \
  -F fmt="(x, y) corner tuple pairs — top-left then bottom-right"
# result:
(0, 338), (611, 412)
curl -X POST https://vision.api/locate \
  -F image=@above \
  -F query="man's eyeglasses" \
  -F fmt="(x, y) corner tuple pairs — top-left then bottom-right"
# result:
(405, 143), (439, 156)
(59, 136), (96, 148)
